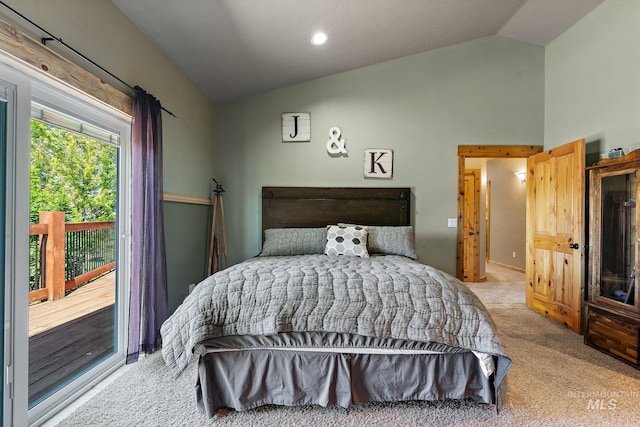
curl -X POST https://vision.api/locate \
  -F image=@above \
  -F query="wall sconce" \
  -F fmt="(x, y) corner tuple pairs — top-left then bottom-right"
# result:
(514, 171), (527, 183)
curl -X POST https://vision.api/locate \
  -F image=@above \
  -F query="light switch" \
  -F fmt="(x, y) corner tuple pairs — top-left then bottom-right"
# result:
(447, 218), (457, 228)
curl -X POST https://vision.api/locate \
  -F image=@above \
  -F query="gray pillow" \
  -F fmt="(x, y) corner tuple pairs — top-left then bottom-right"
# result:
(367, 226), (418, 259)
(260, 228), (327, 256)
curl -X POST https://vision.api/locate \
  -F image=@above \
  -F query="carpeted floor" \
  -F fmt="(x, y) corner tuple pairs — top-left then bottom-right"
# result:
(56, 269), (640, 426)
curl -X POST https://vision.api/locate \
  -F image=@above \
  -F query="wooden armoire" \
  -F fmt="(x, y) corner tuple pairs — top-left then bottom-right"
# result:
(585, 150), (640, 368)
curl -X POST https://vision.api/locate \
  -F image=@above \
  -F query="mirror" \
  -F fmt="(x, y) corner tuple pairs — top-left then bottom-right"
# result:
(599, 172), (636, 305)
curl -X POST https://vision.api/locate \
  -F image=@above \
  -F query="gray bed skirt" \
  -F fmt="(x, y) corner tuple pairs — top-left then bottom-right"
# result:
(195, 348), (496, 418)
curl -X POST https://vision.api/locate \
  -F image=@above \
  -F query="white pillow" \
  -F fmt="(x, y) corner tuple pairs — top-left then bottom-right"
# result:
(324, 225), (369, 258)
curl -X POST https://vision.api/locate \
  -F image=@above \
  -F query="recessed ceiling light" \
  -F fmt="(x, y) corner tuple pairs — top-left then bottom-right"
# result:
(311, 32), (328, 46)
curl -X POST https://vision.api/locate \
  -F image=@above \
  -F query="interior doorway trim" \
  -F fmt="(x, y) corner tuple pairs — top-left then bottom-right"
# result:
(456, 145), (543, 281)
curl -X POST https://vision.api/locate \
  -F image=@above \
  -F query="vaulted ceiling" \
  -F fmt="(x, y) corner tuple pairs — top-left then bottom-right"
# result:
(111, 0), (603, 104)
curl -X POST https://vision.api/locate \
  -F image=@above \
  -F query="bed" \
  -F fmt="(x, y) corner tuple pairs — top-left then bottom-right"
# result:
(160, 187), (511, 418)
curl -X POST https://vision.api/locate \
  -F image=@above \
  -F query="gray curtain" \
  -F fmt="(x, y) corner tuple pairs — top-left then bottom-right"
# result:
(127, 87), (168, 363)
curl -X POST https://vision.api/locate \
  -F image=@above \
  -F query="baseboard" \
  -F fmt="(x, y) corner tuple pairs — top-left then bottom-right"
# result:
(487, 260), (525, 273)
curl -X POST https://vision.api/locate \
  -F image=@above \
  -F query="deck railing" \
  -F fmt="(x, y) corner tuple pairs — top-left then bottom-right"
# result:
(29, 211), (115, 303)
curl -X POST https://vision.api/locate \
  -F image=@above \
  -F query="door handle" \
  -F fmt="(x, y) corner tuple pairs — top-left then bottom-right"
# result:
(569, 243), (579, 249)
(468, 232), (475, 236)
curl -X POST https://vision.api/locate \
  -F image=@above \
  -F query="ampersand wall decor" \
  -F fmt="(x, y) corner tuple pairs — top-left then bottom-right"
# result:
(327, 126), (348, 155)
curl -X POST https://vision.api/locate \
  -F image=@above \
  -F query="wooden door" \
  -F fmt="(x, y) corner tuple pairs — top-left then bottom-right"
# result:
(486, 180), (492, 262)
(526, 139), (585, 333)
(463, 169), (481, 281)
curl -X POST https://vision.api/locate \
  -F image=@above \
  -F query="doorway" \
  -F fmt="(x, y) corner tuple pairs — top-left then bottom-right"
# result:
(486, 157), (528, 281)
(463, 158), (527, 283)
(1, 61), (131, 426)
(456, 145), (543, 282)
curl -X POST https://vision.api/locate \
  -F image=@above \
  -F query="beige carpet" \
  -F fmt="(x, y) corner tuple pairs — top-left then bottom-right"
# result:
(57, 268), (640, 426)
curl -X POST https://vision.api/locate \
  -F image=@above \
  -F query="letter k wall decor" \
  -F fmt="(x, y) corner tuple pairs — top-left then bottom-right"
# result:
(282, 113), (311, 142)
(364, 149), (393, 178)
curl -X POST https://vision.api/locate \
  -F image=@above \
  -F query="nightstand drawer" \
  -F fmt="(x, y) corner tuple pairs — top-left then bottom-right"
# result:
(587, 309), (639, 364)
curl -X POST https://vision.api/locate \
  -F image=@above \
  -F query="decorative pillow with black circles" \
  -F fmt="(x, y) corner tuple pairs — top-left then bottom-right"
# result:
(324, 224), (369, 258)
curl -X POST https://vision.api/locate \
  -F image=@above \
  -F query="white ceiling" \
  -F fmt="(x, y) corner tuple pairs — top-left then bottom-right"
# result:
(111, 0), (603, 104)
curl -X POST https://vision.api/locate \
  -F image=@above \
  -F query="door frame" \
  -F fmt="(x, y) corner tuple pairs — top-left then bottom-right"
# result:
(1, 58), (132, 426)
(1, 63), (31, 427)
(457, 145), (543, 281)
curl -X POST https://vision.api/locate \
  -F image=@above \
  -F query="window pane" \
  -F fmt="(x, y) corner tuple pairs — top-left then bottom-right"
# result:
(28, 112), (118, 407)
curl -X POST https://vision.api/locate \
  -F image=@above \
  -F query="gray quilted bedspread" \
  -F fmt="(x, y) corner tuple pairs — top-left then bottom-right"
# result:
(161, 255), (510, 378)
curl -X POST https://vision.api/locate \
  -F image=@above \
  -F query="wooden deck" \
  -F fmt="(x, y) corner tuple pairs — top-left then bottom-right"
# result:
(29, 271), (115, 337)
(28, 272), (116, 404)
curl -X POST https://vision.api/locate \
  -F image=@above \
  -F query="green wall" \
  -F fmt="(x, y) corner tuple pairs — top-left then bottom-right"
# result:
(545, 0), (640, 158)
(163, 201), (210, 313)
(214, 36), (545, 275)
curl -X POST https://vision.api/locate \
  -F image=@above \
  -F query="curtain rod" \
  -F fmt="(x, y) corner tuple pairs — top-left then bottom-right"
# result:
(0, 1), (176, 118)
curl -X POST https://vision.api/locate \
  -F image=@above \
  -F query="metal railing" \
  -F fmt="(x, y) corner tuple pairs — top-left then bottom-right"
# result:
(29, 212), (115, 303)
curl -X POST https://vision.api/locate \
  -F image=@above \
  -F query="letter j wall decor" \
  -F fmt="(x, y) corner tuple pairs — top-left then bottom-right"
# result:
(282, 113), (311, 142)
(364, 149), (393, 178)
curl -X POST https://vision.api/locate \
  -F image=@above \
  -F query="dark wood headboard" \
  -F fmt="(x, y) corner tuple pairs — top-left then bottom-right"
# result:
(262, 187), (411, 238)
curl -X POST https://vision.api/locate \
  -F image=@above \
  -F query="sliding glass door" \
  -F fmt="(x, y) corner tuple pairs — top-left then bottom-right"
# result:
(1, 60), (131, 425)
(28, 97), (121, 407)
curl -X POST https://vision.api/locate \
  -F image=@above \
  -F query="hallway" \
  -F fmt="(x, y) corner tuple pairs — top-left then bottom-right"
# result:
(466, 262), (525, 307)
(484, 262), (525, 282)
